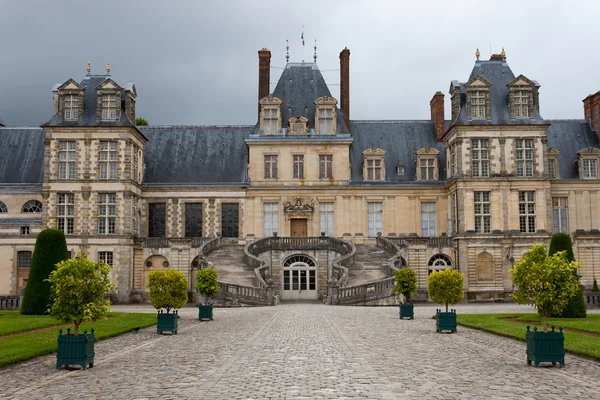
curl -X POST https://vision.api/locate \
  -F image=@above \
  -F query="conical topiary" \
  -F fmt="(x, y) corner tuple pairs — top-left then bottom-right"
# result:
(21, 229), (69, 315)
(593, 278), (599, 292)
(548, 233), (586, 318)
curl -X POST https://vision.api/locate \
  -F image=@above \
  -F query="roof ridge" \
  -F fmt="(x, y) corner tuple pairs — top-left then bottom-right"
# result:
(351, 120), (433, 124)
(546, 119), (587, 122)
(0, 126), (44, 129)
(141, 125), (254, 129)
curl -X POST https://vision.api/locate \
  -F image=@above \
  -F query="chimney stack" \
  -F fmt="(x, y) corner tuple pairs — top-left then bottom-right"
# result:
(430, 91), (445, 141)
(584, 92), (600, 137)
(258, 48), (271, 117)
(339, 47), (351, 131)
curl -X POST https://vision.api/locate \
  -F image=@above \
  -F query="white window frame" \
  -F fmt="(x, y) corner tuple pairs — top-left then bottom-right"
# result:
(516, 139), (534, 177)
(101, 94), (117, 120)
(552, 197), (568, 234)
(366, 159), (383, 181)
(474, 191), (491, 233)
(64, 95), (79, 120)
(519, 191), (536, 233)
(547, 158), (557, 179)
(514, 90), (529, 118)
(421, 202), (436, 237)
(470, 91), (486, 119)
(263, 108), (279, 135)
(419, 158), (435, 180)
(57, 193), (75, 235)
(99, 141), (118, 180)
(471, 139), (490, 177)
(58, 141), (77, 179)
(583, 159), (597, 179)
(318, 108), (334, 135)
(263, 203), (279, 237)
(264, 155), (278, 179)
(98, 193), (117, 235)
(367, 202), (382, 237)
(319, 203), (334, 236)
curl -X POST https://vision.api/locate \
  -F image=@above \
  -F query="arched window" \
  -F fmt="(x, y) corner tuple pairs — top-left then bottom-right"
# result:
(476, 252), (494, 282)
(0, 201), (7, 213)
(428, 254), (452, 275)
(283, 254), (316, 267)
(22, 200), (42, 213)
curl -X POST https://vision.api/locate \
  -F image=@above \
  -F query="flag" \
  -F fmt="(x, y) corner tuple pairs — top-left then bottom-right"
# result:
(301, 29), (304, 47)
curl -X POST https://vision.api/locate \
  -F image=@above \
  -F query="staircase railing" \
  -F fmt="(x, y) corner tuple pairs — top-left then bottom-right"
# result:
(213, 282), (274, 306)
(387, 236), (453, 249)
(137, 237), (210, 249)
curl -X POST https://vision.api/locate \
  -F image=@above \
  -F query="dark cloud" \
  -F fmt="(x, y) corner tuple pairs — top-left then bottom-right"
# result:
(1, 0), (599, 126)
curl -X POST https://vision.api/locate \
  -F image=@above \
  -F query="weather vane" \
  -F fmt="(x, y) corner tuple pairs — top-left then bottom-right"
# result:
(286, 39), (289, 63)
(313, 39), (317, 63)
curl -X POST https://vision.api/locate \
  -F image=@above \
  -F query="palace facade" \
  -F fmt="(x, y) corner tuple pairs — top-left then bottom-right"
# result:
(1, 48), (600, 304)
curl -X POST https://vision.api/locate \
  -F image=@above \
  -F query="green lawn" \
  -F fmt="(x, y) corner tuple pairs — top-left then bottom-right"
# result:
(0, 311), (65, 336)
(456, 313), (600, 360)
(0, 312), (157, 368)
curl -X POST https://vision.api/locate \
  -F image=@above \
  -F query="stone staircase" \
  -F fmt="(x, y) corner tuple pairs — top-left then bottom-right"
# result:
(205, 245), (256, 286)
(346, 245), (392, 286)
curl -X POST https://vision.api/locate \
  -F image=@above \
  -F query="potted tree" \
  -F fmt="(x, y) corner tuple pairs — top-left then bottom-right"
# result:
(148, 269), (188, 334)
(428, 268), (464, 333)
(393, 268), (417, 320)
(47, 255), (113, 370)
(511, 244), (580, 367)
(195, 267), (220, 321)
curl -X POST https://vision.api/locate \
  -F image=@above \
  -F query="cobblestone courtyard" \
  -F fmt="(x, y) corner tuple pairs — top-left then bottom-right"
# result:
(1, 303), (600, 399)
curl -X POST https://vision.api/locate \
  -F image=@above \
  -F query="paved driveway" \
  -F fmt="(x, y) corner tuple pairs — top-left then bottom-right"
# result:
(1, 303), (599, 399)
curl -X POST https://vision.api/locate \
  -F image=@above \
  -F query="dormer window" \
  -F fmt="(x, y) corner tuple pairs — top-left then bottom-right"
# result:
(547, 148), (560, 179)
(362, 148), (386, 181)
(508, 75), (538, 120)
(396, 165), (405, 176)
(102, 94), (117, 120)
(416, 148), (440, 181)
(465, 76), (491, 121)
(259, 96), (282, 135)
(471, 91), (486, 119)
(57, 78), (83, 122)
(577, 148), (600, 179)
(314, 96), (338, 135)
(583, 159), (597, 178)
(64, 95), (79, 120)
(288, 115), (308, 135)
(96, 79), (122, 122)
(513, 91), (529, 118)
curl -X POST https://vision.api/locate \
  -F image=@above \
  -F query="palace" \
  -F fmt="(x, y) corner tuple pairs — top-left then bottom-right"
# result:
(1, 47), (600, 305)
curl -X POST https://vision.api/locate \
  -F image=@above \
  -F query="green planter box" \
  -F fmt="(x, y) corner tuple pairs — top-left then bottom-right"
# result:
(198, 304), (213, 321)
(399, 303), (414, 320)
(526, 325), (565, 367)
(56, 328), (95, 370)
(436, 309), (457, 333)
(157, 310), (178, 334)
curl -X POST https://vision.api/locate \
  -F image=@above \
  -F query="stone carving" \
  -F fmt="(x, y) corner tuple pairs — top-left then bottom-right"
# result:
(288, 115), (308, 135)
(283, 196), (315, 219)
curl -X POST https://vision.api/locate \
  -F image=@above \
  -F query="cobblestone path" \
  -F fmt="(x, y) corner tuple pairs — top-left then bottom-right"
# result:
(1, 304), (599, 399)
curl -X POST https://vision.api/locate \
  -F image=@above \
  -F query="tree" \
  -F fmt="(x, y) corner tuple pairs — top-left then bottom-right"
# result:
(392, 268), (417, 304)
(510, 244), (580, 331)
(135, 117), (149, 126)
(21, 229), (69, 315)
(549, 233), (586, 318)
(46, 255), (113, 335)
(195, 267), (220, 305)
(148, 269), (188, 313)
(427, 269), (464, 312)
(593, 278), (599, 292)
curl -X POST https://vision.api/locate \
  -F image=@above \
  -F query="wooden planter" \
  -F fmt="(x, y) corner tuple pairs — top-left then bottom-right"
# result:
(56, 328), (95, 370)
(399, 303), (414, 320)
(157, 310), (178, 334)
(198, 304), (213, 321)
(436, 309), (457, 333)
(526, 325), (565, 367)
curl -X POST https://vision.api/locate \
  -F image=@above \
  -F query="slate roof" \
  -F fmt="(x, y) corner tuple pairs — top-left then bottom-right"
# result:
(139, 126), (252, 186)
(452, 59), (545, 126)
(0, 127), (45, 183)
(349, 121), (447, 184)
(250, 62), (349, 136)
(42, 75), (135, 128)
(546, 119), (600, 179)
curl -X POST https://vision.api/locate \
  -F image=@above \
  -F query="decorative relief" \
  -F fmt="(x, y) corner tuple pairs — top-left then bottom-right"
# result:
(288, 115), (308, 135)
(283, 196), (315, 219)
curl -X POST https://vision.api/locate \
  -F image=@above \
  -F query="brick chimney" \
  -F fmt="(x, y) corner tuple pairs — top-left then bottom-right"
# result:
(584, 92), (600, 136)
(340, 47), (351, 131)
(430, 91), (445, 141)
(258, 48), (271, 117)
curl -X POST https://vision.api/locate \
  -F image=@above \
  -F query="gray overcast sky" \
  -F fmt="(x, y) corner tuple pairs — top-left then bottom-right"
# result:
(1, 0), (600, 126)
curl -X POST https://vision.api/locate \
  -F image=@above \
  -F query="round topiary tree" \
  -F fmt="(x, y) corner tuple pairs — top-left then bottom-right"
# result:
(427, 268), (464, 312)
(46, 255), (113, 335)
(195, 267), (220, 305)
(392, 268), (417, 304)
(549, 233), (586, 318)
(21, 228), (69, 315)
(148, 269), (188, 314)
(511, 244), (580, 331)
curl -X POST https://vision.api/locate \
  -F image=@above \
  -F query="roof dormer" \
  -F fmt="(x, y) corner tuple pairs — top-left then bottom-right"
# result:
(57, 78), (84, 122)
(465, 75), (492, 120)
(507, 74), (539, 119)
(96, 78), (122, 122)
(288, 115), (308, 135)
(259, 96), (283, 135)
(314, 96), (337, 135)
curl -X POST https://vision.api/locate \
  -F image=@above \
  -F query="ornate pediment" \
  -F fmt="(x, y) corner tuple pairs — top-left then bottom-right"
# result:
(362, 147), (386, 156)
(416, 147), (440, 156)
(288, 115), (308, 135)
(283, 196), (315, 219)
(466, 75), (492, 88)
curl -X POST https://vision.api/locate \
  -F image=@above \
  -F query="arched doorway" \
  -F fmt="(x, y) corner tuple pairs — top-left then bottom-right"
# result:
(281, 254), (317, 300)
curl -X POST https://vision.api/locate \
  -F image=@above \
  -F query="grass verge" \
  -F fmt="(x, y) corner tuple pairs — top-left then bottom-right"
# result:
(0, 312), (157, 368)
(0, 311), (65, 336)
(456, 313), (600, 361)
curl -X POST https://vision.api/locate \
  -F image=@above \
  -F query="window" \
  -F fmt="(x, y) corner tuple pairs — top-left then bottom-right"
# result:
(185, 203), (203, 238)
(22, 200), (42, 213)
(148, 203), (166, 238)
(396, 165), (405, 176)
(263, 203), (279, 237)
(132, 146), (139, 182)
(421, 202), (436, 237)
(0, 201), (6, 213)
(293, 155), (304, 179)
(516, 139), (534, 177)
(553, 197), (568, 234)
(99, 251), (113, 266)
(428, 254), (452, 275)
(314, 97), (338, 135)
(362, 148), (386, 181)
(583, 159), (597, 179)
(59, 141), (77, 179)
(221, 203), (239, 238)
(449, 144), (457, 176)
(367, 202), (382, 237)
(471, 139), (489, 177)
(101, 94), (117, 120)
(476, 252), (494, 282)
(420, 159), (435, 180)
(20, 226), (29, 235)
(319, 155), (333, 179)
(519, 191), (535, 233)
(474, 191), (491, 233)
(64, 95), (79, 120)
(318, 108), (334, 134)
(470, 91), (486, 119)
(98, 193), (117, 235)
(99, 141), (118, 179)
(319, 203), (334, 236)
(547, 158), (557, 179)
(263, 108), (279, 135)
(57, 193), (75, 235)
(264, 155), (278, 179)
(17, 251), (32, 268)
(366, 159), (383, 181)
(513, 91), (529, 118)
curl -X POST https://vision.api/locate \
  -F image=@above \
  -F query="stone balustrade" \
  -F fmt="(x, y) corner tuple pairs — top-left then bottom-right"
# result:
(0, 295), (21, 310)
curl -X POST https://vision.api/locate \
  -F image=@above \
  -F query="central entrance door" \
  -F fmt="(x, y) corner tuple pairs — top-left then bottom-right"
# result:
(290, 218), (308, 237)
(281, 254), (318, 300)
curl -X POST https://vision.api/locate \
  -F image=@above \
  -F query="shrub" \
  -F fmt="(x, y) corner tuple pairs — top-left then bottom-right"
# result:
(135, 117), (149, 126)
(593, 278), (600, 292)
(21, 229), (69, 315)
(548, 233), (575, 261)
(46, 255), (113, 335)
(148, 269), (188, 313)
(427, 269), (464, 312)
(548, 233), (586, 318)
(195, 267), (220, 305)
(392, 268), (417, 304)
(511, 244), (580, 331)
